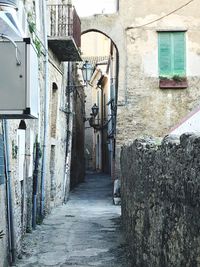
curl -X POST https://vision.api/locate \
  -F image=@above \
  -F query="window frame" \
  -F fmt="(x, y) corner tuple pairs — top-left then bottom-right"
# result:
(158, 30), (186, 78)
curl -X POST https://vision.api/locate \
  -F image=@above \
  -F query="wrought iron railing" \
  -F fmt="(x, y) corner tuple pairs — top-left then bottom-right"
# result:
(47, 4), (81, 48)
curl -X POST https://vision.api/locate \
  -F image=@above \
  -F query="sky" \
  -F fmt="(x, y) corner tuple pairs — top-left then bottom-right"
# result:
(73, 0), (117, 17)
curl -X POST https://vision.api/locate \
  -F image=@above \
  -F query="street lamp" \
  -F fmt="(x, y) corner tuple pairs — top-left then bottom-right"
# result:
(85, 103), (110, 130)
(82, 60), (93, 84)
(84, 103), (99, 128)
(89, 103), (102, 129)
(91, 103), (99, 117)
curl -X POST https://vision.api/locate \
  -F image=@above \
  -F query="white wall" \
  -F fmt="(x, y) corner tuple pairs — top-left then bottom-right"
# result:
(170, 107), (200, 135)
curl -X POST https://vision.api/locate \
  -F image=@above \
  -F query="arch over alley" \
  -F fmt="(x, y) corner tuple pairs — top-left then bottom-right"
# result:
(81, 15), (126, 106)
(81, 14), (127, 175)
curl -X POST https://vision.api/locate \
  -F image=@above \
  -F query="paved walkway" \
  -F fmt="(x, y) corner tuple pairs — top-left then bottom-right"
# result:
(16, 173), (128, 267)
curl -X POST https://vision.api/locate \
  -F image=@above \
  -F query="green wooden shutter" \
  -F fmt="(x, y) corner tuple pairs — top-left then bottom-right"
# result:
(172, 32), (185, 75)
(158, 32), (172, 76)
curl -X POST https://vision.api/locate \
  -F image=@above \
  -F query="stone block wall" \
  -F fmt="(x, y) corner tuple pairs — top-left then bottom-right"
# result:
(121, 133), (200, 267)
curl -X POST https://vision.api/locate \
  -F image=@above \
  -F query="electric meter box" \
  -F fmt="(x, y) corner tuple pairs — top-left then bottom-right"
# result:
(0, 38), (38, 119)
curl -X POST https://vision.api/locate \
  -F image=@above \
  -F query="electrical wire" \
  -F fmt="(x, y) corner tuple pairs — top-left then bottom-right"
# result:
(126, 0), (195, 30)
(0, 33), (21, 65)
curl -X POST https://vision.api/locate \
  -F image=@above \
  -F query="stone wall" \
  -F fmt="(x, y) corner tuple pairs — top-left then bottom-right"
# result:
(121, 133), (200, 267)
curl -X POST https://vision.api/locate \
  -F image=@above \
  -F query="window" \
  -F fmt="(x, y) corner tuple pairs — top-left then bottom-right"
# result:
(158, 31), (186, 77)
(51, 82), (58, 138)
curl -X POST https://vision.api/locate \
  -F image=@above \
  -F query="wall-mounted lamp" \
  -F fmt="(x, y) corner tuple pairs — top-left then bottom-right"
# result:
(82, 60), (93, 84)
(91, 103), (99, 117)
(85, 103), (110, 130)
(84, 103), (99, 126)
(88, 103), (100, 129)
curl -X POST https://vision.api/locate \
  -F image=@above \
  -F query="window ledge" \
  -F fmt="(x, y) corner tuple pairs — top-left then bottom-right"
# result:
(159, 78), (188, 89)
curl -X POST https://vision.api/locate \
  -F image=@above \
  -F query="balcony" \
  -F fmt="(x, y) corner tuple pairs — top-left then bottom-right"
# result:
(47, 4), (82, 62)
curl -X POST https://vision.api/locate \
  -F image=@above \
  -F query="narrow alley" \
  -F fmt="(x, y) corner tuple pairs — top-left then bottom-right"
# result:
(15, 173), (128, 267)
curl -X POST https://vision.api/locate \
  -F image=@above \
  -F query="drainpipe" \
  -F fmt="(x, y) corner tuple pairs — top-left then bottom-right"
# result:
(40, 0), (49, 218)
(63, 62), (73, 203)
(113, 45), (119, 180)
(2, 119), (16, 265)
(116, 0), (119, 11)
(32, 140), (40, 229)
(101, 85), (104, 171)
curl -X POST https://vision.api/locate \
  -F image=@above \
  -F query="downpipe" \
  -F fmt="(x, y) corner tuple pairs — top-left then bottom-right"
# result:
(40, 0), (49, 218)
(32, 141), (40, 229)
(63, 62), (73, 203)
(2, 119), (16, 265)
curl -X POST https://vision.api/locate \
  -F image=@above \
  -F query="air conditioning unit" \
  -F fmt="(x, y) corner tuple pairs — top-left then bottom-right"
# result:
(0, 0), (17, 8)
(0, 38), (39, 119)
(0, 10), (24, 38)
(0, 0), (24, 40)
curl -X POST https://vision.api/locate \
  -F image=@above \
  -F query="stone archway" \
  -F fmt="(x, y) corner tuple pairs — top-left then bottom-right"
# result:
(81, 28), (120, 110)
(81, 15), (126, 106)
(81, 16), (126, 176)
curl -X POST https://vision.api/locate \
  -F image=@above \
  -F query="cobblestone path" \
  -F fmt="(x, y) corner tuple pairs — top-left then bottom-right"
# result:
(15, 173), (129, 267)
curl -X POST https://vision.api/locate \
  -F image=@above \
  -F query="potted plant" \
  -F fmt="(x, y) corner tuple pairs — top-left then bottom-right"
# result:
(159, 75), (188, 89)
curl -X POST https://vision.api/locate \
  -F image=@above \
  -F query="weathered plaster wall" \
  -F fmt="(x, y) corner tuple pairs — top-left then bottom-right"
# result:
(0, 62), (69, 263)
(6, 119), (39, 257)
(81, 0), (200, 176)
(48, 57), (68, 207)
(118, 0), (200, 174)
(121, 133), (200, 267)
(81, 32), (111, 57)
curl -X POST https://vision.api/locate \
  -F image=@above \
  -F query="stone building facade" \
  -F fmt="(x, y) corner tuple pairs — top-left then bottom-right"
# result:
(0, 0), (83, 266)
(81, 0), (200, 176)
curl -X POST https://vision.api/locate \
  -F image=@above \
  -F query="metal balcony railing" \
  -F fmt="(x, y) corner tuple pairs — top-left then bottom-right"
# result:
(48, 4), (81, 48)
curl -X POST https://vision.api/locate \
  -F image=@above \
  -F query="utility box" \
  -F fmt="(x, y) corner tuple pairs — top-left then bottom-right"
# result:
(0, 38), (38, 119)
